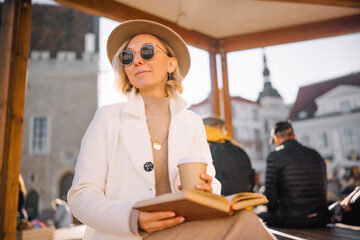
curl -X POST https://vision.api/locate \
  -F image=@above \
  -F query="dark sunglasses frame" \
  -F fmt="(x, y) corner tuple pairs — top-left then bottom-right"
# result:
(119, 44), (171, 66)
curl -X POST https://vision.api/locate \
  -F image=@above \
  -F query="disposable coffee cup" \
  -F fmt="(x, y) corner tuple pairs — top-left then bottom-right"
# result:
(177, 157), (208, 191)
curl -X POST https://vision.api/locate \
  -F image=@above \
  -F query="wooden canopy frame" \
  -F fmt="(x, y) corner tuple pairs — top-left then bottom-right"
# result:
(54, 0), (360, 137)
(1, 0), (360, 239)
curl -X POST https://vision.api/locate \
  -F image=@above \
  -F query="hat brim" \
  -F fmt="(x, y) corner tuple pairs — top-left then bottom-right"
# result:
(107, 19), (191, 79)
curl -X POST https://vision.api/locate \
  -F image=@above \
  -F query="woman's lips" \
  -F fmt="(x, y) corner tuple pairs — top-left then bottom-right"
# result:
(135, 70), (149, 76)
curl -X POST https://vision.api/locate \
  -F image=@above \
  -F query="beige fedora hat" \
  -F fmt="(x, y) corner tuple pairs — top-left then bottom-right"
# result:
(107, 19), (191, 79)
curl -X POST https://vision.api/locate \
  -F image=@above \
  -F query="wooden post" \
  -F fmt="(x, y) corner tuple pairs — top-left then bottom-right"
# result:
(0, 0), (32, 239)
(209, 48), (220, 116)
(219, 50), (233, 138)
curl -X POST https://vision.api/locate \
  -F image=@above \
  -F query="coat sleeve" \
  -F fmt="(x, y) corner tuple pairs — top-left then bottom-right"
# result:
(264, 152), (279, 210)
(196, 117), (222, 195)
(67, 107), (135, 236)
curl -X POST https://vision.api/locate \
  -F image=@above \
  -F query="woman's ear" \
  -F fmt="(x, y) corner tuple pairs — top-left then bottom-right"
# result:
(168, 57), (177, 74)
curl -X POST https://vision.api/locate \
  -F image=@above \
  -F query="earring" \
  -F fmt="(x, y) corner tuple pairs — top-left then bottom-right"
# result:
(168, 72), (172, 81)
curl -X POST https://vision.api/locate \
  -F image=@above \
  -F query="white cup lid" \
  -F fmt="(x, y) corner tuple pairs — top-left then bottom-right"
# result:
(177, 157), (208, 166)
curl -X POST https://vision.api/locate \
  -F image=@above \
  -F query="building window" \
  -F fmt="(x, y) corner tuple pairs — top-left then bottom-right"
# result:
(340, 101), (351, 113)
(231, 106), (237, 118)
(241, 127), (249, 140)
(64, 151), (77, 164)
(30, 173), (38, 183)
(301, 135), (310, 146)
(32, 117), (48, 154)
(233, 127), (240, 142)
(298, 110), (308, 119)
(238, 108), (247, 121)
(264, 121), (269, 134)
(344, 126), (358, 145)
(254, 129), (260, 140)
(252, 109), (259, 121)
(318, 132), (328, 148)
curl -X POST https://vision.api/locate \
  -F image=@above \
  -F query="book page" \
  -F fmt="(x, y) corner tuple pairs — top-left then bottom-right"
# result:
(229, 192), (268, 210)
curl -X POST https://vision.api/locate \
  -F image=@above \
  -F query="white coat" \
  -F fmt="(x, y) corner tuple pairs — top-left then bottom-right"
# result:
(68, 89), (221, 240)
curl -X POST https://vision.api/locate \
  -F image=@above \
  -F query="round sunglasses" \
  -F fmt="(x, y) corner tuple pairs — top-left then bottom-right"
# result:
(119, 44), (171, 65)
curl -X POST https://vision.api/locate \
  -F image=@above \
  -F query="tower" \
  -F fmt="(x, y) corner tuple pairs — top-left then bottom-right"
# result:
(258, 49), (282, 102)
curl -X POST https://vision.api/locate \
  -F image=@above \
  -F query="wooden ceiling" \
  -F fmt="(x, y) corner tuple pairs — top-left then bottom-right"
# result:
(55, 0), (360, 52)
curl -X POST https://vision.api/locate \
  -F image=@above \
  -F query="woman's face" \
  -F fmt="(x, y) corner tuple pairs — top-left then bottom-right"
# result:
(124, 34), (177, 97)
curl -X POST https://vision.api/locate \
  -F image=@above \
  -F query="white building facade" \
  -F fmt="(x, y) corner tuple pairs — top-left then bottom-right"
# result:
(292, 84), (360, 171)
(15, 4), (100, 217)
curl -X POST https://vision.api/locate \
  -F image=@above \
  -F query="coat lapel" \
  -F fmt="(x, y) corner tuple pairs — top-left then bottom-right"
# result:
(168, 92), (195, 191)
(118, 90), (195, 192)
(119, 90), (155, 188)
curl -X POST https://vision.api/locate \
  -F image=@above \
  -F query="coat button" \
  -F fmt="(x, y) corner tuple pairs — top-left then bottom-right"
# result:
(144, 162), (154, 172)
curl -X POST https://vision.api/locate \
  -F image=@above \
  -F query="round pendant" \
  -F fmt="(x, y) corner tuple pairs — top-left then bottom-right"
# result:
(152, 141), (161, 150)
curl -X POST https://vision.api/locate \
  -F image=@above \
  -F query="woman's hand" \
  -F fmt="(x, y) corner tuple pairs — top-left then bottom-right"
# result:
(196, 174), (213, 193)
(177, 174), (213, 193)
(138, 211), (184, 233)
(340, 186), (360, 212)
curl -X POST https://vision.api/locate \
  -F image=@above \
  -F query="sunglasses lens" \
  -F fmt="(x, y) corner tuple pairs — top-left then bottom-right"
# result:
(121, 50), (133, 65)
(141, 45), (155, 60)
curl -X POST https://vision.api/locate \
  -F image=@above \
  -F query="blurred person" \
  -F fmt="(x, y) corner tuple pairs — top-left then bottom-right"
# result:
(341, 166), (360, 197)
(17, 175), (28, 229)
(258, 121), (330, 228)
(330, 185), (360, 226)
(68, 20), (275, 240)
(203, 115), (255, 195)
(340, 186), (360, 226)
(327, 169), (342, 204)
(52, 198), (73, 228)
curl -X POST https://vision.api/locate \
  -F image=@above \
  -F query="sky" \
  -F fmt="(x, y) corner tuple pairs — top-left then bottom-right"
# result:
(98, 18), (360, 107)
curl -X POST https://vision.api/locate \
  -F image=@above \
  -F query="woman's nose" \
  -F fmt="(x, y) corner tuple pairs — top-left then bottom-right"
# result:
(133, 51), (143, 65)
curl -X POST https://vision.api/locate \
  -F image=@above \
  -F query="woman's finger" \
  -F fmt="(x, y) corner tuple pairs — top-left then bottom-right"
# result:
(145, 215), (185, 232)
(200, 174), (213, 184)
(196, 183), (212, 193)
(139, 211), (184, 232)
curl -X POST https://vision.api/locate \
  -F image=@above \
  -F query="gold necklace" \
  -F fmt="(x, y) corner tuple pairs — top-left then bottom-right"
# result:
(146, 116), (169, 151)
(149, 133), (168, 150)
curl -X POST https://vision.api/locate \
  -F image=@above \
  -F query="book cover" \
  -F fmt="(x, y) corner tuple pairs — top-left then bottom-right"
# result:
(134, 190), (268, 221)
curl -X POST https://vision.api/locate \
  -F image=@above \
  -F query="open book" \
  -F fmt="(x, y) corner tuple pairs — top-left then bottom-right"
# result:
(133, 190), (268, 221)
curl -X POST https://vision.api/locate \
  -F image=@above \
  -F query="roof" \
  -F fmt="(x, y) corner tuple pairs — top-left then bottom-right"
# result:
(258, 82), (282, 101)
(56, 0), (360, 52)
(289, 72), (360, 120)
(231, 96), (259, 105)
(190, 95), (258, 109)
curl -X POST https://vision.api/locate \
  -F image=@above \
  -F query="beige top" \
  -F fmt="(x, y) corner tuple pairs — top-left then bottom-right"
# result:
(142, 94), (171, 196)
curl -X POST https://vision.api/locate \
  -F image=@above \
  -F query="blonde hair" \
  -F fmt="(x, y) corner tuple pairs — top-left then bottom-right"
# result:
(112, 35), (184, 96)
(19, 174), (27, 195)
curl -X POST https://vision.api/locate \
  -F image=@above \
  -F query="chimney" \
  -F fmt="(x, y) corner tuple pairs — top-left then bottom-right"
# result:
(84, 33), (95, 54)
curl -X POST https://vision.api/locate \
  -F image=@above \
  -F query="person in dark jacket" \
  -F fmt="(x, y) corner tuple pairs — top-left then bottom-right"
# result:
(258, 121), (330, 228)
(340, 186), (360, 226)
(203, 116), (255, 196)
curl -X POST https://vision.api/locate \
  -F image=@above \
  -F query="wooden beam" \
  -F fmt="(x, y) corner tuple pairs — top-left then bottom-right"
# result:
(0, 0), (32, 239)
(55, 0), (214, 51)
(219, 51), (233, 138)
(257, 0), (360, 8)
(219, 13), (360, 52)
(209, 48), (220, 116)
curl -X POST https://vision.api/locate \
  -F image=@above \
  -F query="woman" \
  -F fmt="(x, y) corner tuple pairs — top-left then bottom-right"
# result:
(68, 20), (275, 240)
